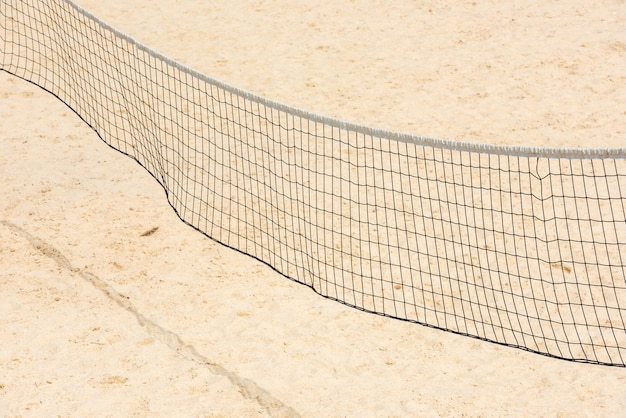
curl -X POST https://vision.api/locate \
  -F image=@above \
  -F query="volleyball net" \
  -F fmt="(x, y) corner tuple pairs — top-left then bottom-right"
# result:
(2, 0), (625, 366)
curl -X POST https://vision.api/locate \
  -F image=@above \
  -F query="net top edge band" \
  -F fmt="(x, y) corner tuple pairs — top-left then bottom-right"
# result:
(67, 0), (626, 160)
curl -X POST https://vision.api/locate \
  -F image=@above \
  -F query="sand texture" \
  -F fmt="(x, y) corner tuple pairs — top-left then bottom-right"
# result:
(1, 0), (626, 416)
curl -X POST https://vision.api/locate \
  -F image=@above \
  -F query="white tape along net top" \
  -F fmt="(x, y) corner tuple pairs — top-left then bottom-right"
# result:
(1, 0), (625, 366)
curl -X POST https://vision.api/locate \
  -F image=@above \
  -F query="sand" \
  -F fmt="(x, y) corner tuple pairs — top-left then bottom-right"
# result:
(1, 0), (625, 416)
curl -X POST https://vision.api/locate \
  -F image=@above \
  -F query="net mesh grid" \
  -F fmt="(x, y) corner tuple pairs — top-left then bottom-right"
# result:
(2, 0), (625, 366)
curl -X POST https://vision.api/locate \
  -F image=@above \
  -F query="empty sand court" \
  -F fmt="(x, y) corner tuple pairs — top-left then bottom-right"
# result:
(1, 0), (626, 416)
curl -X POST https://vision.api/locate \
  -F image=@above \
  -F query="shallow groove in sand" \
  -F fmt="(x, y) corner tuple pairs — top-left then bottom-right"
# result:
(1, 220), (300, 418)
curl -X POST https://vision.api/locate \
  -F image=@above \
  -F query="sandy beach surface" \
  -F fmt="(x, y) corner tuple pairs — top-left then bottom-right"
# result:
(1, 0), (625, 416)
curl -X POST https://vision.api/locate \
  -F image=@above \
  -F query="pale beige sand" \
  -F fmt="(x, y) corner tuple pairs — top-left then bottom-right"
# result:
(1, 1), (626, 417)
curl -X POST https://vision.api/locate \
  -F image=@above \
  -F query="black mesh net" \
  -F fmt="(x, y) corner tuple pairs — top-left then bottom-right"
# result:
(2, 0), (625, 366)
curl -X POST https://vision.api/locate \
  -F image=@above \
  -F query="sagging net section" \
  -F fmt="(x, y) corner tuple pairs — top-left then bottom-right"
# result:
(2, 0), (625, 366)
